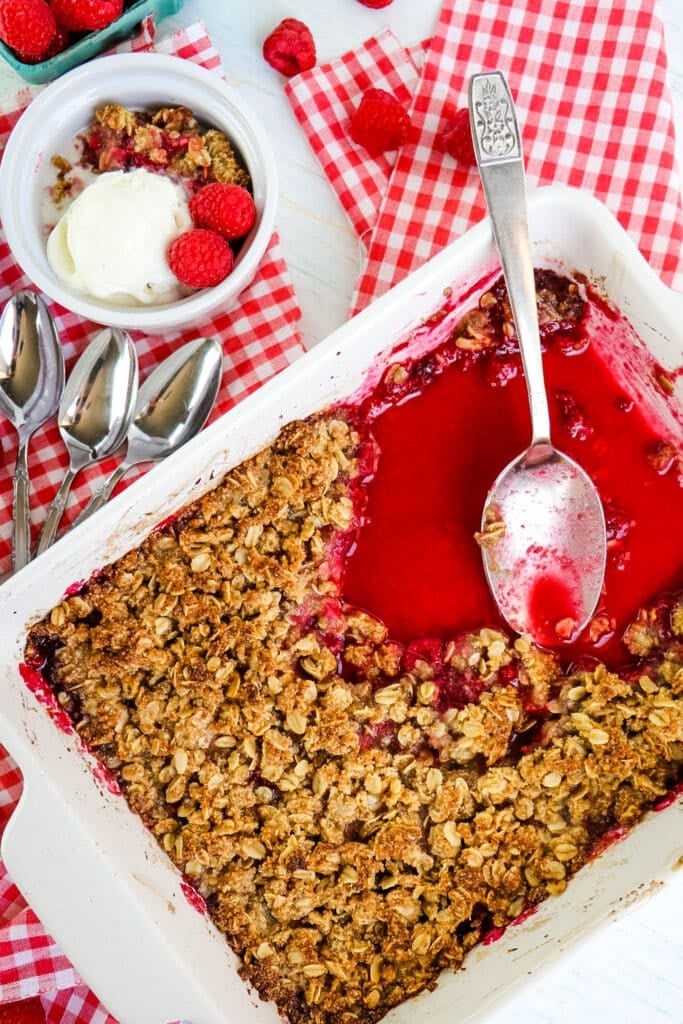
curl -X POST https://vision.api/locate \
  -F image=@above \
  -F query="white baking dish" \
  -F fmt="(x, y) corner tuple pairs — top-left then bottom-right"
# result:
(0, 185), (682, 1024)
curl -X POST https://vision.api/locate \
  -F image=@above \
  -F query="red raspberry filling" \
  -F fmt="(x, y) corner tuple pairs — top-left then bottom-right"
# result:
(343, 270), (683, 668)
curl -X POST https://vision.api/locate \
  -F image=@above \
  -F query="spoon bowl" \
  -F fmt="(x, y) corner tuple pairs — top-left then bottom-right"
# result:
(74, 337), (223, 524)
(0, 291), (64, 572)
(480, 444), (607, 645)
(35, 326), (138, 556)
(469, 72), (606, 644)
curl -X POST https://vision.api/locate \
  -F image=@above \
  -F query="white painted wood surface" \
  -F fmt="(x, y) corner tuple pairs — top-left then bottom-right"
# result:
(0, 2), (682, 1021)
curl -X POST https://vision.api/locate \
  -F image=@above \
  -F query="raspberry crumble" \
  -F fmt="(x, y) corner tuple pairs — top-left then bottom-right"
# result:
(24, 271), (683, 1024)
(45, 103), (255, 303)
(49, 103), (251, 210)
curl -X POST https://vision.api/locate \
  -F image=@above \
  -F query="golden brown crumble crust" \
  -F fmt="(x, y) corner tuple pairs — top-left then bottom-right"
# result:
(26, 413), (683, 1024)
(85, 103), (251, 189)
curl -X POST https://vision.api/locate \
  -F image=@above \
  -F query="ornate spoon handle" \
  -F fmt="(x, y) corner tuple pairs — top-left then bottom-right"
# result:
(73, 460), (131, 528)
(36, 467), (76, 557)
(468, 71), (551, 450)
(12, 434), (31, 573)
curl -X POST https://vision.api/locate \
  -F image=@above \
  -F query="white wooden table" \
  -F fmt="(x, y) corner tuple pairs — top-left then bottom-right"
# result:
(1, 2), (682, 1022)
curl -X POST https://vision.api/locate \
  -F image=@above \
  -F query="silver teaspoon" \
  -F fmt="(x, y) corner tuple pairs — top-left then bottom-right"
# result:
(35, 327), (138, 556)
(74, 337), (222, 525)
(0, 291), (64, 572)
(469, 72), (606, 646)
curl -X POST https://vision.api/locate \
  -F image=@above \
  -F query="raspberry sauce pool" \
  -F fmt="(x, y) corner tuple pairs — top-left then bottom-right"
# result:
(342, 271), (683, 666)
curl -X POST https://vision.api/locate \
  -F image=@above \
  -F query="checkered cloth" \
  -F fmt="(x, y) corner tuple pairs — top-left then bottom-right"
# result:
(2, 0), (683, 1020)
(287, 0), (683, 315)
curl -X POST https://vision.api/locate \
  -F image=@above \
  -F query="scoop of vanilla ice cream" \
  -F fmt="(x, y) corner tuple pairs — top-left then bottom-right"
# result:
(47, 168), (192, 305)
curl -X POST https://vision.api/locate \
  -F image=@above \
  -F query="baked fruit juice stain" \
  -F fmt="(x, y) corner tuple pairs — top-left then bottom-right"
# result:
(342, 271), (683, 666)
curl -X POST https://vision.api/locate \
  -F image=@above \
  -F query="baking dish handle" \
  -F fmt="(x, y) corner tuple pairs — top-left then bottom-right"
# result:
(1, 765), (235, 1024)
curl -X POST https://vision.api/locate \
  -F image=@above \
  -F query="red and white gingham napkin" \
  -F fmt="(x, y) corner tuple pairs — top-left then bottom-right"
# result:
(2, 0), (683, 1020)
(287, 0), (683, 314)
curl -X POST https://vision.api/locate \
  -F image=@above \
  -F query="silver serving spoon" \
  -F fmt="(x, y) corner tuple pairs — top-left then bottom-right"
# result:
(35, 327), (138, 556)
(74, 337), (223, 525)
(0, 291), (64, 572)
(469, 72), (606, 646)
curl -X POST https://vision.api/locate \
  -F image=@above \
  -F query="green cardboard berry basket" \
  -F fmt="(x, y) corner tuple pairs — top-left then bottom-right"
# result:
(0, 0), (184, 85)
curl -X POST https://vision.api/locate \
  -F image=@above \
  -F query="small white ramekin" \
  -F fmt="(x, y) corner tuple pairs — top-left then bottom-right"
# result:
(0, 52), (278, 334)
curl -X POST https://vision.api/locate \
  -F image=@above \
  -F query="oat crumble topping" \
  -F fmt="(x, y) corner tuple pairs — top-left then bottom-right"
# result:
(81, 103), (251, 189)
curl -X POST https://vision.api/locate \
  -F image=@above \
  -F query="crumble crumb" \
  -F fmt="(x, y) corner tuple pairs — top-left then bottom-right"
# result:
(83, 103), (251, 190)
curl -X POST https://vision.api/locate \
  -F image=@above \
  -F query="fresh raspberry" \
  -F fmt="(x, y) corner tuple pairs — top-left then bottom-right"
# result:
(49, 0), (121, 31)
(0, 0), (55, 58)
(16, 20), (68, 61)
(262, 18), (316, 78)
(437, 107), (476, 166)
(189, 183), (256, 241)
(355, 0), (394, 6)
(350, 87), (411, 157)
(0, 998), (46, 1024)
(167, 229), (234, 290)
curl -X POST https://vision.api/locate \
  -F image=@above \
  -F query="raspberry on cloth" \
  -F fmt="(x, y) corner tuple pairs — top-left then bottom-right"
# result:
(285, 28), (426, 239)
(349, 86), (413, 157)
